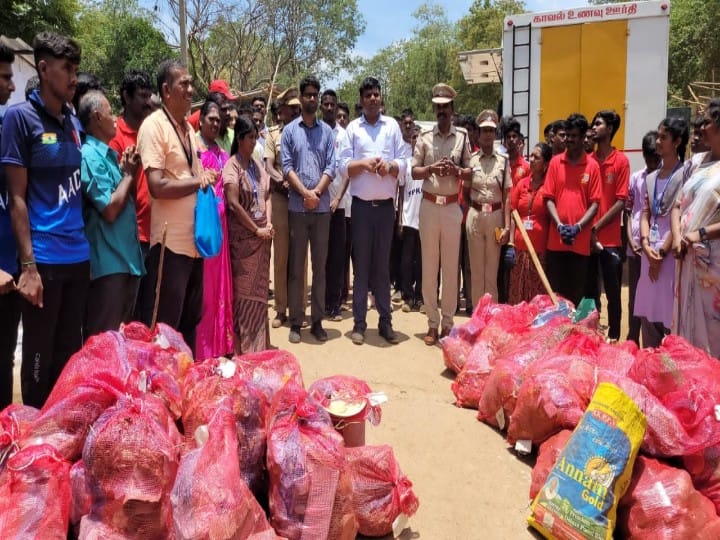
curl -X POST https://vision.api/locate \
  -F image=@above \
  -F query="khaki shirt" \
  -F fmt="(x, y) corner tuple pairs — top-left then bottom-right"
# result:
(263, 125), (283, 175)
(137, 108), (203, 258)
(412, 125), (471, 195)
(465, 149), (511, 205)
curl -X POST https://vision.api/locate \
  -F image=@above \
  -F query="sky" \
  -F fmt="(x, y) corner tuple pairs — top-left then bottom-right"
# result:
(354, 0), (590, 59)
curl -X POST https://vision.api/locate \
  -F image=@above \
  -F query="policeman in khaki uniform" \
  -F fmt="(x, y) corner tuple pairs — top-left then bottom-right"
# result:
(463, 109), (512, 306)
(264, 88), (301, 328)
(411, 83), (472, 345)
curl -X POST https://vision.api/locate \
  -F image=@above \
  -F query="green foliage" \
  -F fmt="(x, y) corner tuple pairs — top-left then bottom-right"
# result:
(76, 0), (174, 107)
(1, 0), (79, 43)
(668, 0), (720, 105)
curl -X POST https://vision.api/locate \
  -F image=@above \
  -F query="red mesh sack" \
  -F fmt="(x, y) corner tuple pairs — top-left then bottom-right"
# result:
(267, 384), (357, 540)
(618, 456), (720, 539)
(477, 323), (598, 429)
(82, 395), (182, 539)
(529, 430), (572, 499)
(171, 400), (278, 539)
(0, 403), (39, 468)
(234, 349), (304, 403)
(20, 382), (126, 462)
(308, 375), (382, 426)
(122, 322), (194, 419)
(181, 359), (268, 500)
(599, 373), (704, 457)
(70, 460), (92, 526)
(44, 331), (139, 408)
(346, 445), (419, 537)
(626, 335), (720, 453)
(684, 445), (720, 514)
(506, 356), (594, 446)
(0, 443), (71, 539)
(446, 293), (496, 344)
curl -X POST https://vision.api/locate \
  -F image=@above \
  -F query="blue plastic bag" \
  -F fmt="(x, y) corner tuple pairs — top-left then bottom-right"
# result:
(194, 186), (223, 257)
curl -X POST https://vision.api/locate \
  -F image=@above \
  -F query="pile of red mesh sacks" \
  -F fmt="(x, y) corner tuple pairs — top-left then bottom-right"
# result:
(442, 294), (720, 537)
(0, 322), (419, 539)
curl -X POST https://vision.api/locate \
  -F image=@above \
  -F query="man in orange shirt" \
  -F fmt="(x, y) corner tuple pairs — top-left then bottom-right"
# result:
(136, 60), (216, 350)
(586, 110), (630, 342)
(542, 113), (602, 306)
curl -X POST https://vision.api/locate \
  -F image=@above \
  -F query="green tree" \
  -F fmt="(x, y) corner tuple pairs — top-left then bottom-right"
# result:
(451, 0), (526, 116)
(76, 0), (174, 107)
(2, 0), (79, 43)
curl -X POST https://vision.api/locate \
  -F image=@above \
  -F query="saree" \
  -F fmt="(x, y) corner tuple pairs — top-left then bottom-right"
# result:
(674, 157), (720, 358)
(223, 155), (271, 353)
(194, 142), (234, 359)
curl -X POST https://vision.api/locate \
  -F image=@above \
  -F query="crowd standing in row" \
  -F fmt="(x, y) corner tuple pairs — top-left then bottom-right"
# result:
(2, 32), (720, 411)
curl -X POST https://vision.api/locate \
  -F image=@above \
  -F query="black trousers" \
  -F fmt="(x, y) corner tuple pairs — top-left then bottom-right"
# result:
(140, 245), (203, 353)
(21, 261), (90, 408)
(497, 245), (510, 303)
(351, 197), (395, 331)
(132, 240), (150, 321)
(288, 211), (330, 327)
(0, 288), (21, 409)
(390, 215), (403, 292)
(545, 250), (589, 308)
(342, 216), (352, 303)
(85, 273), (141, 338)
(325, 208), (346, 313)
(399, 226), (422, 304)
(459, 223), (471, 309)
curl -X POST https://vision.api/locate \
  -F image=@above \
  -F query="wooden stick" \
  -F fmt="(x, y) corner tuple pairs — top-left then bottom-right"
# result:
(150, 222), (168, 332)
(511, 209), (559, 306)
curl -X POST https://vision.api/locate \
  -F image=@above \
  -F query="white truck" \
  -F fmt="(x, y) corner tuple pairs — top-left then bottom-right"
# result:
(498, 0), (671, 171)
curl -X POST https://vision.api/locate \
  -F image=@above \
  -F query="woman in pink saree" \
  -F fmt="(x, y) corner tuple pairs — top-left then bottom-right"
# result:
(195, 101), (234, 359)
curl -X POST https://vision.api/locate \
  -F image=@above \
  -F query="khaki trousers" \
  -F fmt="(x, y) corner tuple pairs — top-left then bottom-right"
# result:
(419, 199), (462, 330)
(466, 206), (503, 305)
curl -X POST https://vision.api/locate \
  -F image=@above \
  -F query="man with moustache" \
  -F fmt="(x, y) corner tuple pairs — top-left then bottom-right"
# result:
(281, 76), (335, 344)
(79, 90), (144, 337)
(137, 59), (217, 351)
(265, 87), (301, 329)
(412, 84), (471, 344)
(1, 32), (89, 408)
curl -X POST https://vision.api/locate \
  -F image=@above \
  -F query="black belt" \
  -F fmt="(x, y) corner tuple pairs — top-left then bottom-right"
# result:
(352, 196), (394, 207)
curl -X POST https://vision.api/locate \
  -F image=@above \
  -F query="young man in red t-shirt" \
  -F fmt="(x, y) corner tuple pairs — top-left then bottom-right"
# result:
(109, 70), (154, 318)
(586, 110), (630, 342)
(542, 113), (602, 306)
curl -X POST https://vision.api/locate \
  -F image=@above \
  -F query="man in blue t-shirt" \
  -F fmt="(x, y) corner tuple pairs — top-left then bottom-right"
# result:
(0, 42), (19, 409)
(0, 32), (90, 408)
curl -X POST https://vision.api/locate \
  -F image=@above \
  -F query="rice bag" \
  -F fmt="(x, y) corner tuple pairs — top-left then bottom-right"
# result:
(528, 382), (646, 540)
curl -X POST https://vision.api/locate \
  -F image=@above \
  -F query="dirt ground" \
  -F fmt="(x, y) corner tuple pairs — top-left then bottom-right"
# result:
(11, 288), (624, 540)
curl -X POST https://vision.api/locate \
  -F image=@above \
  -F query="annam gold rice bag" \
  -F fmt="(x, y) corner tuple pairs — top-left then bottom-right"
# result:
(528, 382), (646, 540)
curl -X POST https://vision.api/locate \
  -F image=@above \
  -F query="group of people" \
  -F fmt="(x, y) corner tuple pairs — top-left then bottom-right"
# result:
(2, 31), (720, 411)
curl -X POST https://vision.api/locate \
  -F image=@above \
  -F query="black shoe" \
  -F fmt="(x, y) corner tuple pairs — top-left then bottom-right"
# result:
(351, 326), (365, 345)
(288, 325), (301, 344)
(379, 324), (399, 344)
(310, 322), (328, 342)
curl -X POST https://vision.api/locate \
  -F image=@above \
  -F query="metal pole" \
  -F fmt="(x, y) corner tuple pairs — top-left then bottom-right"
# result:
(179, 0), (188, 65)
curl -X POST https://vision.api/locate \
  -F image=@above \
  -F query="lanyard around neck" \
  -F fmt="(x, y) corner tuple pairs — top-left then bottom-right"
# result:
(162, 106), (193, 169)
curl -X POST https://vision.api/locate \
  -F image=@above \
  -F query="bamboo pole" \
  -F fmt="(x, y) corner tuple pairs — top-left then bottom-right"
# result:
(511, 209), (559, 306)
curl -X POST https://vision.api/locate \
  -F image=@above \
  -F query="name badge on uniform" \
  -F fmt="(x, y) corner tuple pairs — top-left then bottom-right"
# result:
(649, 223), (659, 243)
(481, 203), (493, 213)
(524, 219), (534, 230)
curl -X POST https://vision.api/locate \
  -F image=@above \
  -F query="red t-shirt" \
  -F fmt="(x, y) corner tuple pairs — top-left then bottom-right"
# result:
(510, 155), (530, 187)
(188, 109), (201, 132)
(109, 116), (151, 243)
(541, 151), (602, 256)
(591, 148), (630, 247)
(510, 175), (549, 254)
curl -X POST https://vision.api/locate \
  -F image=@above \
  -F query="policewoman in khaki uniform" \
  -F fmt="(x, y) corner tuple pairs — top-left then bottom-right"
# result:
(463, 109), (511, 305)
(412, 83), (472, 345)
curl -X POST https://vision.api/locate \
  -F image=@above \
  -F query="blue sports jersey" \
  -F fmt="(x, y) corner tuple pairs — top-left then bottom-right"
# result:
(0, 90), (89, 264)
(0, 119), (18, 274)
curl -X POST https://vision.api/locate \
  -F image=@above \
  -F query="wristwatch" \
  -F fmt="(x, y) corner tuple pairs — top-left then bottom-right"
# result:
(699, 227), (709, 242)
